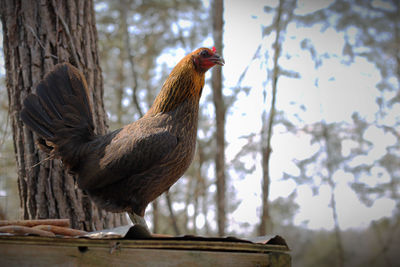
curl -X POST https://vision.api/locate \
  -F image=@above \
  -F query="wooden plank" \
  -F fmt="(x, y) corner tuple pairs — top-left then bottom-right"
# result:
(0, 236), (291, 267)
(0, 236), (288, 253)
(0, 243), (274, 267)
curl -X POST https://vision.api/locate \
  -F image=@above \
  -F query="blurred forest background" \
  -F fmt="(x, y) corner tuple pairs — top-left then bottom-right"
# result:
(1, 0), (399, 266)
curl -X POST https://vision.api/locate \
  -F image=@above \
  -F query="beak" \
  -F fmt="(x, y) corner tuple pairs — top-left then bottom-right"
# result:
(210, 54), (225, 66)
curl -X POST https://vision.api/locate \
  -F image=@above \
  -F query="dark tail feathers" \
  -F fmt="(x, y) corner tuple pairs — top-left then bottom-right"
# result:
(21, 63), (95, 170)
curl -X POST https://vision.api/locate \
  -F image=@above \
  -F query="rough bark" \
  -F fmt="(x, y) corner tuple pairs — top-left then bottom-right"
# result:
(0, 0), (127, 231)
(212, 0), (226, 237)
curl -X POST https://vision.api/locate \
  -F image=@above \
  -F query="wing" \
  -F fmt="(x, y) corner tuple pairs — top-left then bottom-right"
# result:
(84, 119), (178, 189)
(102, 128), (178, 173)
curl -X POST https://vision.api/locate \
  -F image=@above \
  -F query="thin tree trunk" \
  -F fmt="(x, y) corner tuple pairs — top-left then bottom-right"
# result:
(0, 0), (127, 231)
(116, 47), (125, 126)
(259, 0), (284, 236)
(212, 0), (226, 237)
(258, 0), (297, 236)
(189, 144), (205, 234)
(323, 125), (345, 267)
(193, 150), (203, 235)
(152, 200), (159, 233)
(183, 168), (194, 233)
(198, 141), (210, 235)
(119, 1), (143, 117)
(165, 192), (180, 235)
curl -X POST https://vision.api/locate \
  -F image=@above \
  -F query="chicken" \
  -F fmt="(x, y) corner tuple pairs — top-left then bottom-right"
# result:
(21, 47), (224, 229)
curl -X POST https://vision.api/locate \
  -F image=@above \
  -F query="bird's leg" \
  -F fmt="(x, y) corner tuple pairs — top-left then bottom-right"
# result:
(128, 212), (150, 233)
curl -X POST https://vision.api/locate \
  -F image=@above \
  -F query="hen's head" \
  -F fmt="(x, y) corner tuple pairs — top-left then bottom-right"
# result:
(192, 47), (224, 73)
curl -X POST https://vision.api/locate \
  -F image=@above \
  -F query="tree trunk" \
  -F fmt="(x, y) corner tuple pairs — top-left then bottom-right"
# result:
(183, 167), (194, 233)
(165, 192), (180, 235)
(116, 45), (125, 127)
(198, 143), (211, 235)
(323, 125), (345, 267)
(0, 0), (127, 231)
(258, 0), (297, 236)
(259, 0), (284, 236)
(151, 200), (159, 233)
(212, 0), (226, 237)
(119, 1), (143, 117)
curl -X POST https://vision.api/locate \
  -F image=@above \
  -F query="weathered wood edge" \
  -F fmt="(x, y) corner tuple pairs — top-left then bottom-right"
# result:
(0, 235), (289, 254)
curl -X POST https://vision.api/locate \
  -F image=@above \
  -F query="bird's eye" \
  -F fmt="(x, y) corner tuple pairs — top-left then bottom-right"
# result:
(200, 50), (209, 57)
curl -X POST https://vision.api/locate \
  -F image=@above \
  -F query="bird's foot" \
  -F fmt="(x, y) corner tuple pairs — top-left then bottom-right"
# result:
(128, 212), (150, 233)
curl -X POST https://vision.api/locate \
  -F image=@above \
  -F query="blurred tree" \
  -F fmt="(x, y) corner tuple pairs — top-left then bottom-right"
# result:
(322, 124), (345, 267)
(278, 1), (400, 265)
(229, 0), (299, 237)
(326, 2), (400, 263)
(284, 118), (378, 267)
(306, 122), (347, 267)
(294, 0), (400, 209)
(258, 0), (297, 236)
(0, 0), (127, 230)
(330, 0), (400, 206)
(211, 0), (226, 237)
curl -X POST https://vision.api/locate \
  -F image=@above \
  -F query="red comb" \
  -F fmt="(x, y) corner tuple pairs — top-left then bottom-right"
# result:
(212, 46), (216, 53)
